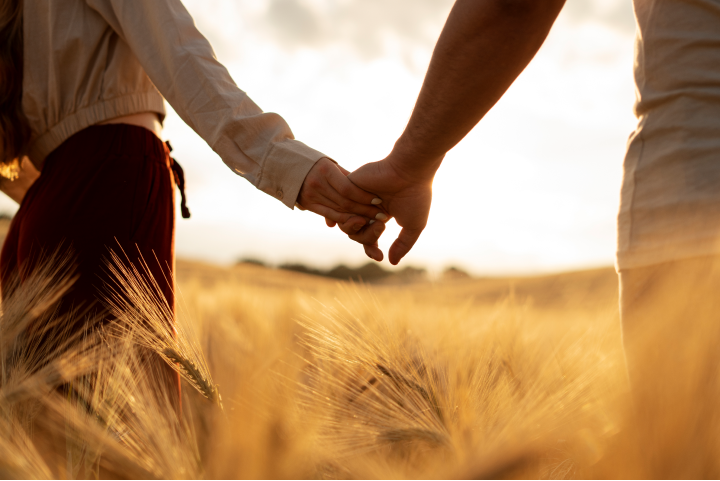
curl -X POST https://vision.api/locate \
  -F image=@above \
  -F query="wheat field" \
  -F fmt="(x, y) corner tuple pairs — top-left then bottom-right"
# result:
(0, 252), (718, 479)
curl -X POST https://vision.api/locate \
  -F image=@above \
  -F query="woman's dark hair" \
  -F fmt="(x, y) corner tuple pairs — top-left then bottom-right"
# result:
(0, 0), (28, 179)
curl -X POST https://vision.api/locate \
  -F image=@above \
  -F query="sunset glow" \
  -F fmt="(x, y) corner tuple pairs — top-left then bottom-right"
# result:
(6, 0), (638, 275)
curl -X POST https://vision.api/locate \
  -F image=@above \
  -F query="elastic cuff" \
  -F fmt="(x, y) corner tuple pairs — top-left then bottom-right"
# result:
(257, 139), (327, 209)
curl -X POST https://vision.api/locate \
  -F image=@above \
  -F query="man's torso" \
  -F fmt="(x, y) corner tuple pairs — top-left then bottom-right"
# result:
(618, 0), (720, 270)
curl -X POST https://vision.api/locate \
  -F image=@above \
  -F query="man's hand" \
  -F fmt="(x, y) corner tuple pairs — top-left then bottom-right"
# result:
(345, 153), (437, 265)
(332, 0), (565, 263)
(297, 157), (386, 233)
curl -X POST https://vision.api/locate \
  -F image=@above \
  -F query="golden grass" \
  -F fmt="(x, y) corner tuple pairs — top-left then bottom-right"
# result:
(0, 257), (717, 478)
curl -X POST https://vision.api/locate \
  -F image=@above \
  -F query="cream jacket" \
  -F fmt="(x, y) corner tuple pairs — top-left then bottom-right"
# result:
(617, 0), (720, 269)
(23, 0), (325, 208)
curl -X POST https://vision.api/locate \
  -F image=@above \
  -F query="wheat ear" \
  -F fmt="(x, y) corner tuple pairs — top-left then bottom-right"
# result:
(162, 347), (222, 407)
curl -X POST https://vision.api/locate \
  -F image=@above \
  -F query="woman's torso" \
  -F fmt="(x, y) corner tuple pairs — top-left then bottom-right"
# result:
(23, 0), (166, 168)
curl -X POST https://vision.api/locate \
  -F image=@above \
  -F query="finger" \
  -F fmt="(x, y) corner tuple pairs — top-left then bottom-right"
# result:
(301, 163), (385, 217)
(327, 190), (388, 219)
(326, 189), (386, 219)
(349, 219), (385, 245)
(336, 216), (369, 235)
(308, 204), (359, 224)
(327, 168), (383, 207)
(301, 188), (345, 213)
(337, 165), (351, 176)
(305, 187), (386, 223)
(364, 243), (383, 262)
(306, 191), (377, 231)
(388, 227), (424, 265)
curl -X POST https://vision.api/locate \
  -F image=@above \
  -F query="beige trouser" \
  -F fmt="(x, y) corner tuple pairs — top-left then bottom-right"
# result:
(619, 255), (720, 477)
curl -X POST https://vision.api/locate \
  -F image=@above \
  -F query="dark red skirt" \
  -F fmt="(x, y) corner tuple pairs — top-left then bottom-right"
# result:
(0, 124), (180, 398)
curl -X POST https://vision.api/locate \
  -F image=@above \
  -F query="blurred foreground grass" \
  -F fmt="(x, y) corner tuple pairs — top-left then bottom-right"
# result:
(171, 260), (628, 478)
(2, 255), (697, 478)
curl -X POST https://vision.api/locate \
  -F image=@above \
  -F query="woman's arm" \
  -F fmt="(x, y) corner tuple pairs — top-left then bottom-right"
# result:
(85, 0), (382, 225)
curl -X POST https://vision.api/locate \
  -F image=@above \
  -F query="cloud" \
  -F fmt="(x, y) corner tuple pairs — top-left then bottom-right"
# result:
(256, 0), (636, 64)
(562, 0), (636, 35)
(261, 0), (454, 59)
(171, 0), (634, 273)
(603, 4), (636, 35)
(266, 0), (321, 47)
(186, 0), (636, 67)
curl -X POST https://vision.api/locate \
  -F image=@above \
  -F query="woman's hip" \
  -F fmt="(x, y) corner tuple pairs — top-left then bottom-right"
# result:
(1, 123), (176, 303)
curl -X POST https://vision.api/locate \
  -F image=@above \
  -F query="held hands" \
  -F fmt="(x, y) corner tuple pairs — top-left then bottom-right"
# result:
(297, 154), (437, 265)
(296, 157), (387, 236)
(345, 154), (435, 265)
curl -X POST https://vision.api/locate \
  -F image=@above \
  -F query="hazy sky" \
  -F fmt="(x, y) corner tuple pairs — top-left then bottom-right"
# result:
(6, 0), (638, 275)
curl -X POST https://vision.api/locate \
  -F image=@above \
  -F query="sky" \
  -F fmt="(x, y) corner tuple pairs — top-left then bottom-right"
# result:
(164, 0), (639, 275)
(5, 0), (639, 276)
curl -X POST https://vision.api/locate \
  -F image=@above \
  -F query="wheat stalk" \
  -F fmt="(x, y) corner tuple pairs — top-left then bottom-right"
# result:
(100, 248), (221, 410)
(162, 347), (221, 406)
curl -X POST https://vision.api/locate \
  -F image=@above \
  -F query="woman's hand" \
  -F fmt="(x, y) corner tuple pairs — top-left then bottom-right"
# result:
(296, 157), (387, 233)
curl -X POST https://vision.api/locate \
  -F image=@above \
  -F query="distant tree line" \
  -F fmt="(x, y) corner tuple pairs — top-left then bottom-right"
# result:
(237, 257), (471, 283)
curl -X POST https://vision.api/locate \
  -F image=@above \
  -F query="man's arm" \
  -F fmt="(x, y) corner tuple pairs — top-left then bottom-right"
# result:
(392, 0), (566, 175)
(348, 0), (567, 264)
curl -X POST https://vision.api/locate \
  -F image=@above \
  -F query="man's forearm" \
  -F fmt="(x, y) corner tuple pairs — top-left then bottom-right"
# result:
(390, 0), (566, 178)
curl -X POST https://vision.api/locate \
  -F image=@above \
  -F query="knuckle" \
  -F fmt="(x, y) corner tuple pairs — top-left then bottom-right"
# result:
(339, 184), (353, 197)
(349, 233), (365, 243)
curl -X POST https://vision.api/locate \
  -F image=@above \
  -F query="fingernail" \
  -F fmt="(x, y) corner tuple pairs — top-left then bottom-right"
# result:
(353, 224), (362, 231)
(375, 213), (388, 221)
(371, 197), (383, 205)
(368, 220), (376, 225)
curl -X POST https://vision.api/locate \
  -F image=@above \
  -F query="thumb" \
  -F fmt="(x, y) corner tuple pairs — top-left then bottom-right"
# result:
(388, 227), (423, 265)
(364, 243), (383, 262)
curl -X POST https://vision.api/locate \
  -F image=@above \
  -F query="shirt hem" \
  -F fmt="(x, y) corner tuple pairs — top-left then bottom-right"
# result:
(616, 241), (720, 271)
(28, 91), (166, 167)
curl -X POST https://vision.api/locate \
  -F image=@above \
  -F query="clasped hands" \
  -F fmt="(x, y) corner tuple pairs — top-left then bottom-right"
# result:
(296, 154), (435, 265)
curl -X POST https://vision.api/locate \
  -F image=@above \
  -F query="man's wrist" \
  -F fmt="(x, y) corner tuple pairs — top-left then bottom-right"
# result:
(386, 140), (444, 185)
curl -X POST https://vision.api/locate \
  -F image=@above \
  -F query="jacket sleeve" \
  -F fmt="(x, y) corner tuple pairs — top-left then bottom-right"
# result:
(85, 0), (324, 208)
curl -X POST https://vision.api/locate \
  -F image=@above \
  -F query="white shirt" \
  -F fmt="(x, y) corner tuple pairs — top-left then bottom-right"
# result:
(24, 0), (325, 209)
(617, 0), (720, 269)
